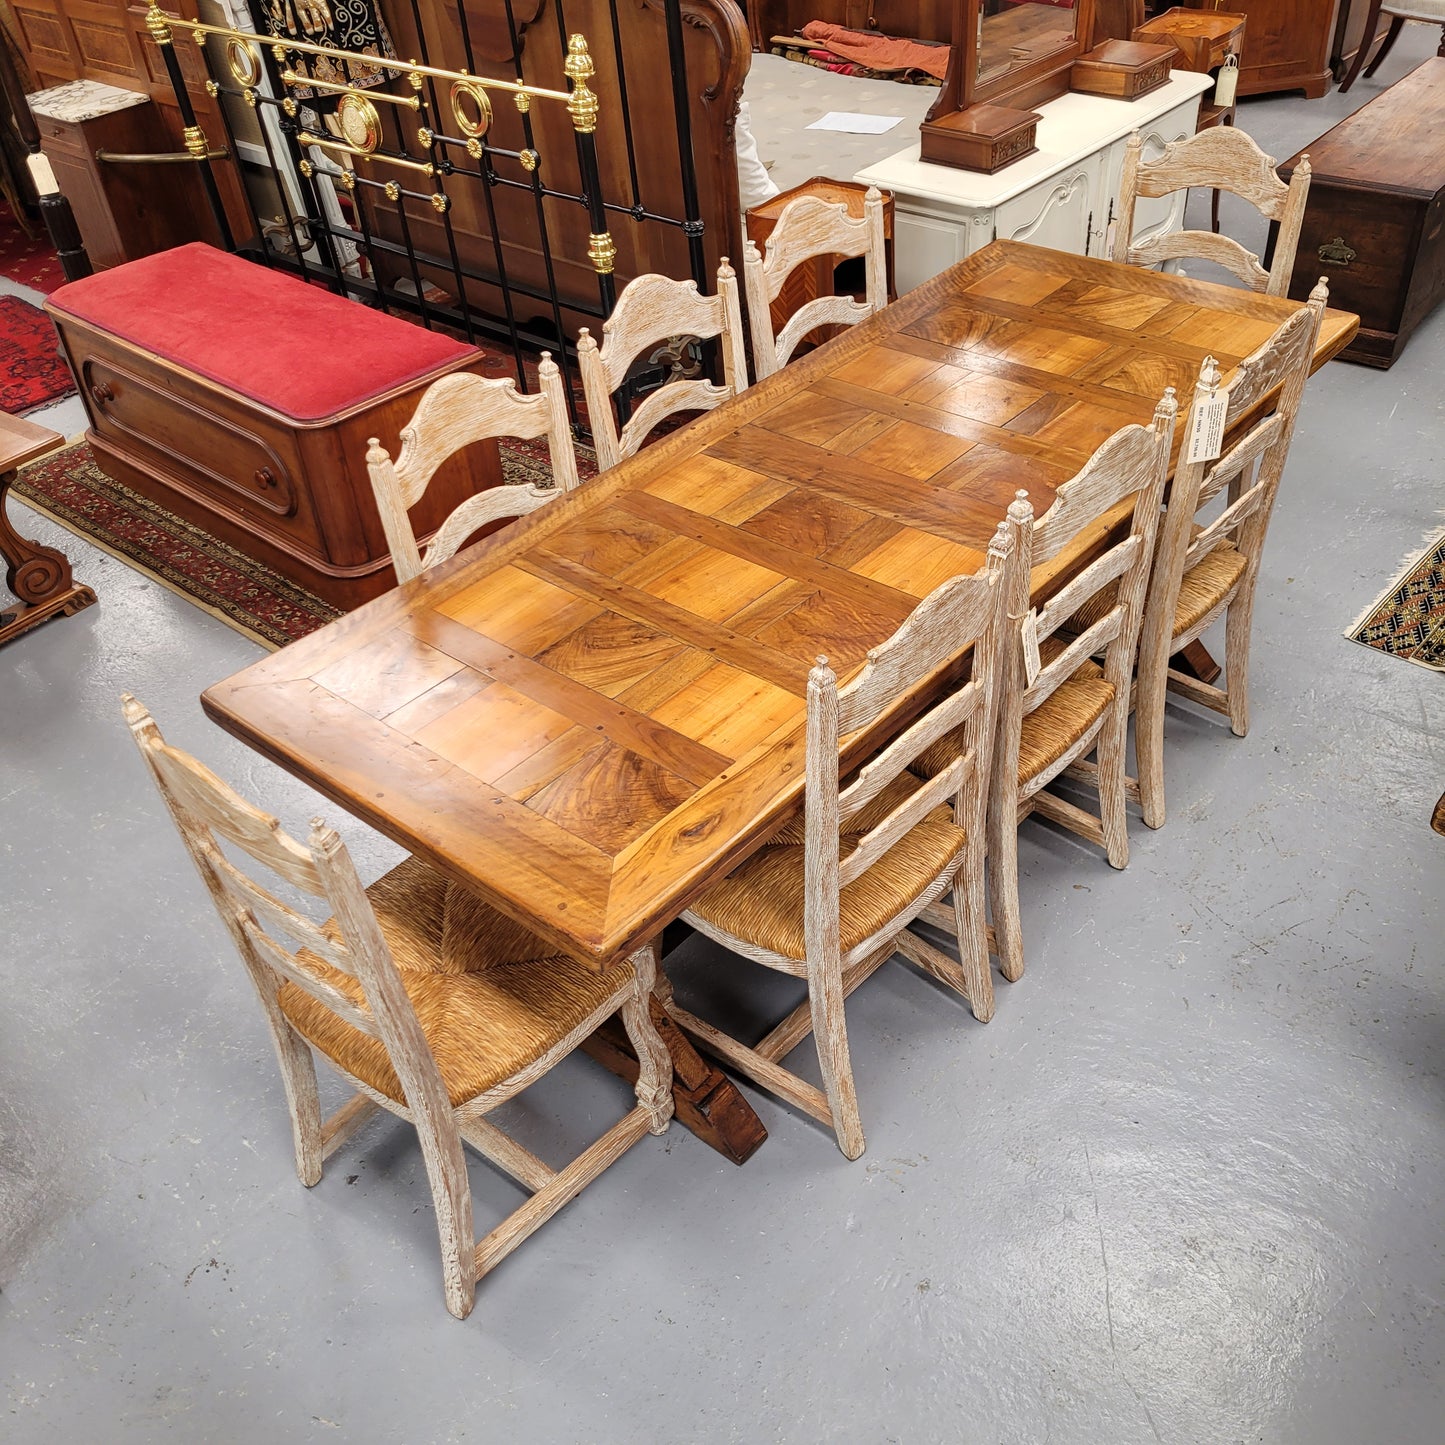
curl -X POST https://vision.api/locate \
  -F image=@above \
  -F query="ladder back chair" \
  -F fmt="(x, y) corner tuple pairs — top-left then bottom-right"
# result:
(743, 185), (887, 381)
(1112, 127), (1311, 298)
(123, 696), (672, 1321)
(577, 263), (749, 473)
(666, 530), (1014, 1160)
(1128, 280), (1329, 828)
(913, 394), (1176, 985)
(366, 353), (580, 584)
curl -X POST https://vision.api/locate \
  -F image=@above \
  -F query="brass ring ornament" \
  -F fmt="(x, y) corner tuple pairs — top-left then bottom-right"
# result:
(451, 79), (493, 140)
(336, 93), (382, 154)
(225, 38), (262, 88)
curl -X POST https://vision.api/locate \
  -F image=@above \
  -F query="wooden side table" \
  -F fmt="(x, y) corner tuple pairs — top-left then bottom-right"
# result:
(1133, 8), (1246, 231)
(0, 412), (96, 647)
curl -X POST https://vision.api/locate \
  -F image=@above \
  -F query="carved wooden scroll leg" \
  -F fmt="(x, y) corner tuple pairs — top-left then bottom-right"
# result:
(581, 998), (769, 1166)
(0, 466), (97, 647)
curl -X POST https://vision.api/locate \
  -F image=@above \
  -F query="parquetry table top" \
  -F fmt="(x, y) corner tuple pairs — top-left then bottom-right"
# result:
(203, 242), (1358, 965)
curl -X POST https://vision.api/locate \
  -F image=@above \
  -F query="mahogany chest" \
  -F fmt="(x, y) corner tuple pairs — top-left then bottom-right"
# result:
(1279, 58), (1445, 369)
(46, 245), (498, 607)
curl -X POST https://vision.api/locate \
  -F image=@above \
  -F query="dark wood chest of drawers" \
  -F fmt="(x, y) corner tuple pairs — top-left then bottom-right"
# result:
(1280, 58), (1445, 369)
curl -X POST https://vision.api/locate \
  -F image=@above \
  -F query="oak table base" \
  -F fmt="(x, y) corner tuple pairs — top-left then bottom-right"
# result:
(0, 414), (96, 648)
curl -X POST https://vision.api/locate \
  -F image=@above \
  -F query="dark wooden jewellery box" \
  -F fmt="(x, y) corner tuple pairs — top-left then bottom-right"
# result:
(45, 245), (497, 608)
(1278, 57), (1445, 369)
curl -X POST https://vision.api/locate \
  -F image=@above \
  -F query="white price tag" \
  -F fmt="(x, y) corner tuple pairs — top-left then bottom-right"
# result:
(27, 151), (58, 196)
(1184, 391), (1227, 465)
(1214, 54), (1240, 108)
(1021, 608), (1042, 688)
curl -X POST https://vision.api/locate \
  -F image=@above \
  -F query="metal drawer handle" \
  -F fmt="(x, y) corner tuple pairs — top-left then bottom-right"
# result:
(89, 381), (115, 405)
(1318, 236), (1356, 267)
(254, 467), (279, 490)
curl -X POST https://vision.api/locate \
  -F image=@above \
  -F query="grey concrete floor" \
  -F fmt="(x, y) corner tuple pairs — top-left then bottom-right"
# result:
(3, 32), (1443, 1444)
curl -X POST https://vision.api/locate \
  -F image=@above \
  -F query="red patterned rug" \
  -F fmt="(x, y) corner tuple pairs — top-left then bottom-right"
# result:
(14, 436), (597, 650)
(0, 199), (66, 294)
(1347, 530), (1445, 671)
(0, 294), (75, 413)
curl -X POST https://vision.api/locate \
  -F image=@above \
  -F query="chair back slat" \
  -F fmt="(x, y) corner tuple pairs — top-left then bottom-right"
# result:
(1035, 534), (1142, 642)
(836, 569), (1002, 735)
(148, 739), (325, 894)
(367, 355), (578, 584)
(1024, 612), (1123, 713)
(1196, 413), (1281, 507)
(578, 263), (748, 471)
(838, 677), (984, 824)
(248, 924), (379, 1036)
(837, 759), (969, 890)
(1112, 127), (1312, 297)
(1223, 305), (1317, 424)
(1030, 423), (1168, 567)
(745, 186), (887, 379)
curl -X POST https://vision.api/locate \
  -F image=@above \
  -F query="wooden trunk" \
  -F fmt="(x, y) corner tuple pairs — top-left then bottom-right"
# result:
(1280, 58), (1445, 369)
(45, 313), (497, 608)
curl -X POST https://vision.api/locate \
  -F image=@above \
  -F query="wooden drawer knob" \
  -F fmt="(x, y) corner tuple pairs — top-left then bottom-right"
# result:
(254, 467), (279, 490)
(89, 381), (115, 405)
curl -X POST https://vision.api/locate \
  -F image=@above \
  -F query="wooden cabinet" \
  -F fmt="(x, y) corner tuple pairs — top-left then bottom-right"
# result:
(30, 83), (206, 269)
(7, 0), (250, 247)
(856, 70), (1208, 294)
(1179, 0), (1340, 97)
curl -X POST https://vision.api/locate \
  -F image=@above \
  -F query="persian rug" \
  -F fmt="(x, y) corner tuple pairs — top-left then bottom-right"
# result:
(1345, 529), (1445, 671)
(14, 435), (598, 651)
(0, 294), (75, 413)
(0, 199), (65, 295)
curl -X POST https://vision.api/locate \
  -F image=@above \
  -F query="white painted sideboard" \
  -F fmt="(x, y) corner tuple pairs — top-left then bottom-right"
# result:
(855, 71), (1213, 294)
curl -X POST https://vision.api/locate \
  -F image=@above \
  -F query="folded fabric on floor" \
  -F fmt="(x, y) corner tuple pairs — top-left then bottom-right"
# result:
(800, 21), (951, 81)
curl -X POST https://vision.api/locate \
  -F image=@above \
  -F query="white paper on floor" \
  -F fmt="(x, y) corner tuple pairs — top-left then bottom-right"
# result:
(804, 111), (904, 134)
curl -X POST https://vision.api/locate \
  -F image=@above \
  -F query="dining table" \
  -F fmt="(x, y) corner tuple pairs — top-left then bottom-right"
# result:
(202, 240), (1358, 1161)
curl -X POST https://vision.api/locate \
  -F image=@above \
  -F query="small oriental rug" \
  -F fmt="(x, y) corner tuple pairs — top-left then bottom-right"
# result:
(1346, 529), (1445, 671)
(14, 436), (598, 651)
(0, 199), (66, 295)
(0, 294), (75, 413)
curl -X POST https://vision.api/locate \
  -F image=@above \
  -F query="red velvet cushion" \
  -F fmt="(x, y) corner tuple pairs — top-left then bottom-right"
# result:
(48, 243), (477, 422)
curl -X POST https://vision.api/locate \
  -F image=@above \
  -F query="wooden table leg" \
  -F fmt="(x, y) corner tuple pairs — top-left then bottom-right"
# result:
(582, 998), (769, 1165)
(580, 925), (768, 1166)
(1171, 639), (1222, 685)
(0, 463), (97, 647)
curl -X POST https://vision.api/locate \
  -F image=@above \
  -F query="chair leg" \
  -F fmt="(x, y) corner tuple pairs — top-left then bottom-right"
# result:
(620, 946), (675, 1135)
(1134, 659), (1169, 832)
(1365, 14), (1405, 77)
(407, 1107), (477, 1320)
(1096, 709), (1132, 871)
(808, 963), (866, 1160)
(1340, 0), (1385, 90)
(988, 792), (1026, 983)
(1223, 596), (1253, 738)
(950, 850), (995, 1023)
(268, 1018), (324, 1187)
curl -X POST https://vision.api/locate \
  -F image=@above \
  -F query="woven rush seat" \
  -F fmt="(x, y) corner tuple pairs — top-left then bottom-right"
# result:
(914, 639), (1112, 785)
(687, 772), (967, 962)
(1073, 537), (1248, 639)
(279, 856), (633, 1107)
